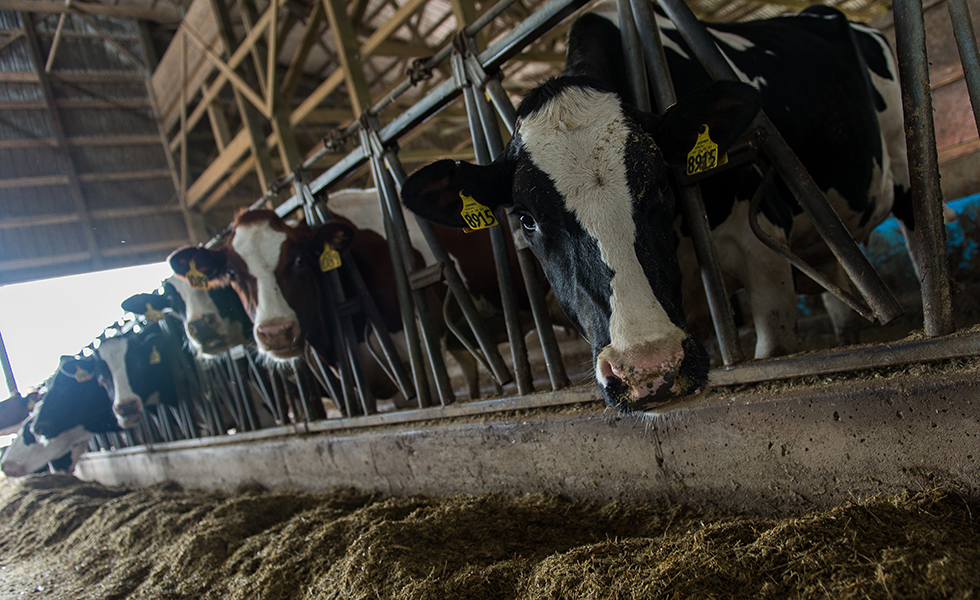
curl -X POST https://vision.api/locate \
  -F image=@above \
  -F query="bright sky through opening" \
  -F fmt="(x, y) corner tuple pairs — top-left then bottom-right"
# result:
(0, 262), (174, 395)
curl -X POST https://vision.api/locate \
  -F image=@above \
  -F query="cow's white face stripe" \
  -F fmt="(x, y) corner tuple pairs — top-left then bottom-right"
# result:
(166, 275), (219, 326)
(518, 87), (684, 380)
(232, 223), (299, 328)
(98, 337), (136, 406)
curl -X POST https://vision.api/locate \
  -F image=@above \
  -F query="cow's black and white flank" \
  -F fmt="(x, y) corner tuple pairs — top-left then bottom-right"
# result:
(402, 0), (917, 413)
(1, 357), (122, 477)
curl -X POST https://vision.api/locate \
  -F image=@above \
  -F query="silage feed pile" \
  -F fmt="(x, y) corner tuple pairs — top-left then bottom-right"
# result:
(0, 475), (977, 600)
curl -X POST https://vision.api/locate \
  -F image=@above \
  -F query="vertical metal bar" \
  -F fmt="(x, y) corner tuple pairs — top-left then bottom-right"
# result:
(460, 71), (532, 395)
(229, 355), (258, 431)
(300, 181), (376, 414)
(384, 152), (515, 388)
(0, 328), (17, 395)
(894, 0), (955, 336)
(472, 65), (569, 390)
(947, 0), (980, 136)
(630, 0), (744, 365)
(310, 183), (425, 405)
(617, 0), (651, 112)
(656, 0), (903, 326)
(372, 156), (455, 405)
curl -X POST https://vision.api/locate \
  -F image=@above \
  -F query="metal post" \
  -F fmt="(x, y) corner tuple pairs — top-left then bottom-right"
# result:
(457, 52), (533, 395)
(618, 0), (652, 112)
(465, 57), (570, 389)
(0, 328), (17, 396)
(947, 0), (980, 137)
(656, 0), (903, 327)
(893, 0), (955, 336)
(631, 0), (744, 365)
(384, 153), (515, 388)
(369, 154), (455, 405)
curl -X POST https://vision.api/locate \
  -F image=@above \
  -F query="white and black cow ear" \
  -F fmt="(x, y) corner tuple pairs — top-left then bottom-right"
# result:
(649, 81), (761, 168)
(169, 246), (226, 280)
(121, 293), (169, 315)
(401, 159), (513, 229)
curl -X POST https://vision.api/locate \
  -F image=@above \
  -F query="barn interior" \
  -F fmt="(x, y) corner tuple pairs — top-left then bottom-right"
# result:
(0, 0), (979, 533)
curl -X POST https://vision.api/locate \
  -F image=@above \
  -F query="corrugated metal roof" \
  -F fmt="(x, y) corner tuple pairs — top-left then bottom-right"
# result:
(0, 7), (191, 285)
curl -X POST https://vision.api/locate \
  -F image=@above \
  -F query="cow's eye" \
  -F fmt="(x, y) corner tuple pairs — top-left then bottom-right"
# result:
(294, 255), (305, 269)
(518, 213), (537, 232)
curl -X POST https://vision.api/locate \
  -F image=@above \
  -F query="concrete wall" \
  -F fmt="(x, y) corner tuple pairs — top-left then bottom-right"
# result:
(76, 370), (980, 516)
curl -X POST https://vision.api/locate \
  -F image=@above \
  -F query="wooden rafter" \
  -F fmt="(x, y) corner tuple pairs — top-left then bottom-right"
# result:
(19, 11), (103, 269)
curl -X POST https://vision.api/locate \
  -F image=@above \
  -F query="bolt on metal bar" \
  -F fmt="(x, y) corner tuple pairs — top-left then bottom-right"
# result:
(893, 0), (955, 336)
(947, 0), (980, 137)
(384, 152), (515, 389)
(657, 0), (904, 327)
(630, 0), (744, 365)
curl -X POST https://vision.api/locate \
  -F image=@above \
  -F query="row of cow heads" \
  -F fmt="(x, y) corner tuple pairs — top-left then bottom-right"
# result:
(167, 210), (355, 366)
(401, 79), (761, 412)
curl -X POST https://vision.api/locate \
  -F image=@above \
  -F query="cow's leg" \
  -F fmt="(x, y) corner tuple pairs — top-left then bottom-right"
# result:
(678, 204), (798, 358)
(714, 203), (798, 358)
(820, 263), (864, 346)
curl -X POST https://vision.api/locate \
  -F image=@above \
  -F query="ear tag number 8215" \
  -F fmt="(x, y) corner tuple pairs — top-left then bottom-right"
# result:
(319, 243), (342, 273)
(686, 124), (728, 176)
(459, 191), (498, 232)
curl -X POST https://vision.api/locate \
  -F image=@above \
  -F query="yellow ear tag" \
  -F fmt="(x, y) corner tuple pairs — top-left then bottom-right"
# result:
(149, 346), (162, 365)
(186, 259), (209, 290)
(74, 368), (93, 383)
(686, 124), (728, 176)
(143, 303), (165, 323)
(459, 190), (498, 233)
(319, 243), (342, 273)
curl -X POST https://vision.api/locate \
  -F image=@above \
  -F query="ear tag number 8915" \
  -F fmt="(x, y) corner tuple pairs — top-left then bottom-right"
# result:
(459, 191), (498, 232)
(319, 243), (342, 273)
(686, 124), (728, 176)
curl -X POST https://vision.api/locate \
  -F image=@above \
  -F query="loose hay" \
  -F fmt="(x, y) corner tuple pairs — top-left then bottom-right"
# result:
(0, 475), (977, 599)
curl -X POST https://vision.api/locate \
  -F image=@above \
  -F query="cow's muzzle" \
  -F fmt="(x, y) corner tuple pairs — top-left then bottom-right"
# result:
(113, 397), (143, 428)
(596, 336), (709, 412)
(255, 318), (303, 359)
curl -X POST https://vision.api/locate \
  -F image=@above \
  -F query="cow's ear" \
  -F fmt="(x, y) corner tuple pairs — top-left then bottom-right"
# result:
(648, 81), (761, 168)
(121, 293), (169, 315)
(169, 246), (226, 280)
(401, 159), (514, 229)
(311, 222), (356, 254)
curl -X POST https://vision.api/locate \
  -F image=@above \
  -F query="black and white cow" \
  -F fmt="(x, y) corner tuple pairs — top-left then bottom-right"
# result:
(96, 323), (182, 429)
(122, 274), (252, 358)
(0, 357), (122, 477)
(402, 1), (922, 412)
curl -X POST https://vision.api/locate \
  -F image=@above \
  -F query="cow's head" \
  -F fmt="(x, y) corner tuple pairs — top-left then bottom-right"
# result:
(163, 250), (251, 356)
(30, 356), (117, 441)
(96, 327), (173, 428)
(402, 79), (760, 412)
(184, 211), (355, 364)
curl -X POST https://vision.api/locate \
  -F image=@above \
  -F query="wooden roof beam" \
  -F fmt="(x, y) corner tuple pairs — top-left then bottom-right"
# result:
(20, 11), (103, 269)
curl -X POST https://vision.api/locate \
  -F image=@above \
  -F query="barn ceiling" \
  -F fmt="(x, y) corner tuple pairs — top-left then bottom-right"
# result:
(0, 0), (892, 285)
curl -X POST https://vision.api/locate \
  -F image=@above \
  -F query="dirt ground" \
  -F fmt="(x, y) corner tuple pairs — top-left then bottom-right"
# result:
(0, 474), (977, 600)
